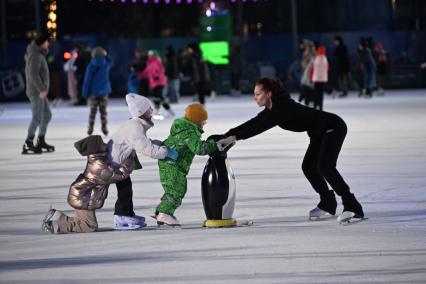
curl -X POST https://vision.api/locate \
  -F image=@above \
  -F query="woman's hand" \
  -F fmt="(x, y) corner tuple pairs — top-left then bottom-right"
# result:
(217, 136), (236, 151)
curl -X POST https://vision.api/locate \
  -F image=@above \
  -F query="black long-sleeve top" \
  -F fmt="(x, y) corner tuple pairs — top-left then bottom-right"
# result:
(226, 89), (344, 140)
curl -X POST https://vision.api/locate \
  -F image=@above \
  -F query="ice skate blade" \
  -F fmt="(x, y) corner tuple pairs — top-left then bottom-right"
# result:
(156, 221), (181, 227)
(113, 224), (141, 231)
(339, 217), (368, 225)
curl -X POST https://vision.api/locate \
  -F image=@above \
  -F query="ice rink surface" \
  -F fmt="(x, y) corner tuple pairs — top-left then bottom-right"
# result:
(1, 90), (426, 283)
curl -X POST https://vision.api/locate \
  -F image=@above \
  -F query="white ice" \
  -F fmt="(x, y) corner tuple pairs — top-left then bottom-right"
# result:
(1, 90), (426, 283)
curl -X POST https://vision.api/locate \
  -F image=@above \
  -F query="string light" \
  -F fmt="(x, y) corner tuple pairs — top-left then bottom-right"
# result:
(46, 0), (57, 41)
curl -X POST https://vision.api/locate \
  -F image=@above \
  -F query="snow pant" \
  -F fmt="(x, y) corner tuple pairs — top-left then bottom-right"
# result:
(88, 96), (108, 132)
(114, 176), (135, 217)
(156, 162), (187, 216)
(56, 209), (98, 234)
(302, 115), (352, 200)
(151, 86), (171, 111)
(27, 93), (52, 139)
(313, 82), (325, 110)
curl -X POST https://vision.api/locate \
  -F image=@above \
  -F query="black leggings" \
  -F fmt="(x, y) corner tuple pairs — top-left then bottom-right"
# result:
(301, 117), (351, 199)
(151, 86), (170, 111)
(115, 177), (135, 216)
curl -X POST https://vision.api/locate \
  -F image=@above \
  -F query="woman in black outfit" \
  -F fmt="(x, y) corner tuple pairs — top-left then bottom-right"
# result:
(217, 78), (364, 221)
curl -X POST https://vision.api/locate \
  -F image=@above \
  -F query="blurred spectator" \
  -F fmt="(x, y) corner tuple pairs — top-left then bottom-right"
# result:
(373, 41), (387, 96)
(178, 46), (198, 97)
(131, 49), (148, 96)
(74, 45), (92, 106)
(311, 46), (329, 110)
(64, 47), (78, 104)
(82, 46), (113, 136)
(138, 50), (174, 117)
(229, 43), (243, 96)
(165, 46), (180, 103)
(333, 36), (350, 97)
(358, 38), (377, 97)
(192, 45), (211, 105)
(299, 39), (316, 106)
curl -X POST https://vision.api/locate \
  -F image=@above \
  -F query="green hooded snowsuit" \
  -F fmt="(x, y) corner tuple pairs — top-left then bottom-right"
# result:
(156, 117), (217, 215)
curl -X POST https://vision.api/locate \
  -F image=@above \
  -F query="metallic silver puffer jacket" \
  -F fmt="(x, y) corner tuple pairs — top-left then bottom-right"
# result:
(67, 153), (133, 210)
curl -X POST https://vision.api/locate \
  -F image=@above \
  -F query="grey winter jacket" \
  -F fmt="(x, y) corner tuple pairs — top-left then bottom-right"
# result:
(24, 41), (50, 96)
(68, 136), (133, 210)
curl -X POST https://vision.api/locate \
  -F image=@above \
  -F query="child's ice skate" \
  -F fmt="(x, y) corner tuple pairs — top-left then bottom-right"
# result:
(41, 208), (62, 234)
(155, 212), (180, 227)
(113, 215), (145, 230)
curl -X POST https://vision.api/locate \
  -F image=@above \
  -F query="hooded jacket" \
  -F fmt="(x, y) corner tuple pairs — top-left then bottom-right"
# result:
(137, 56), (167, 90)
(24, 41), (50, 96)
(68, 135), (133, 210)
(109, 117), (168, 167)
(159, 118), (217, 175)
(82, 56), (113, 98)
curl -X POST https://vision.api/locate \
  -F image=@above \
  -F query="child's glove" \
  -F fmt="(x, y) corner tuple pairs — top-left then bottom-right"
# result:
(166, 148), (179, 160)
(217, 136), (236, 151)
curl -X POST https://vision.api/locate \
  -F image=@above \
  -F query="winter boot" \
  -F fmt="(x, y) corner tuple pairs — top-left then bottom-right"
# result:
(113, 215), (145, 230)
(36, 135), (55, 152)
(341, 193), (364, 218)
(156, 212), (180, 226)
(22, 137), (42, 154)
(309, 190), (337, 219)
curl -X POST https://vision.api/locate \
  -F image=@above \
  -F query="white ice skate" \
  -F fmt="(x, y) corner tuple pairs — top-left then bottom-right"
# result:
(156, 213), (180, 227)
(113, 215), (146, 230)
(337, 211), (364, 225)
(41, 208), (62, 234)
(309, 207), (328, 220)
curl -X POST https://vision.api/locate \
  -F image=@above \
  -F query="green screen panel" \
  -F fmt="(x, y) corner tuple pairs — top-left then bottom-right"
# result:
(199, 41), (229, 65)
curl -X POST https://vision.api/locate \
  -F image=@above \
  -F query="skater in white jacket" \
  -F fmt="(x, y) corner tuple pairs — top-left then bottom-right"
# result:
(109, 93), (179, 229)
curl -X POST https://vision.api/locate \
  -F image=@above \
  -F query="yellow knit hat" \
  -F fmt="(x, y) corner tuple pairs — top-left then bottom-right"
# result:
(185, 103), (208, 122)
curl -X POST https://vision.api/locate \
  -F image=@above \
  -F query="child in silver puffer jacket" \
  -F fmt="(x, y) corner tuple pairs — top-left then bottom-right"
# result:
(42, 135), (133, 234)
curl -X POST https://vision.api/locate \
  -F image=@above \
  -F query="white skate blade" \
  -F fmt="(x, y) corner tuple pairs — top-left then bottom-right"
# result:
(153, 114), (164, 120)
(337, 211), (356, 224)
(113, 224), (141, 231)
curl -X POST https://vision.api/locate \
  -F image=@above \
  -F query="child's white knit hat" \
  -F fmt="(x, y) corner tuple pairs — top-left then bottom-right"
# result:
(125, 93), (152, 118)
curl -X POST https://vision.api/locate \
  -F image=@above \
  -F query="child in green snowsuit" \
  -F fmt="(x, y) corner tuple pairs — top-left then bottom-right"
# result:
(155, 103), (218, 226)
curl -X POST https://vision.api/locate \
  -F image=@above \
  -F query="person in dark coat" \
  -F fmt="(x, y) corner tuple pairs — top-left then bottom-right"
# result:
(23, 34), (54, 154)
(217, 77), (364, 222)
(334, 36), (351, 97)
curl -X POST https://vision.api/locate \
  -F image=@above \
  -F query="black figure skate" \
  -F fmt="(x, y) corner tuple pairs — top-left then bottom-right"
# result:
(22, 137), (42, 154)
(36, 135), (55, 153)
